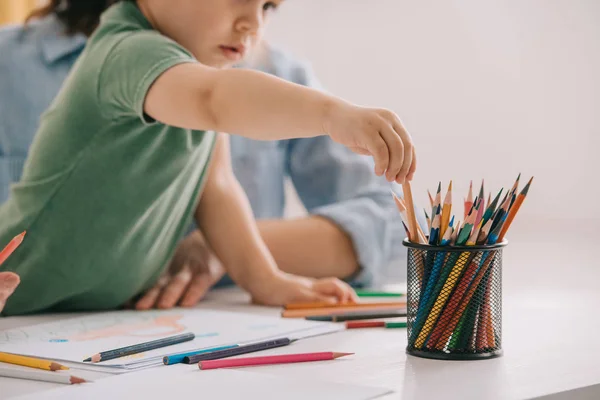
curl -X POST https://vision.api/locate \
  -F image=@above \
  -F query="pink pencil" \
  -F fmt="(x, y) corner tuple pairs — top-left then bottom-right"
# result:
(198, 352), (353, 370)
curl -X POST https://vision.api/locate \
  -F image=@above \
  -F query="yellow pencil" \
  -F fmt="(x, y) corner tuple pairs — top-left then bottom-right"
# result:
(0, 353), (69, 371)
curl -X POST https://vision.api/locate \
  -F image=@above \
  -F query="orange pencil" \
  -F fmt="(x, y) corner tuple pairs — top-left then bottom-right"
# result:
(401, 181), (419, 244)
(281, 303), (406, 318)
(284, 301), (401, 310)
(427, 190), (435, 208)
(0, 231), (26, 266)
(498, 177), (533, 241)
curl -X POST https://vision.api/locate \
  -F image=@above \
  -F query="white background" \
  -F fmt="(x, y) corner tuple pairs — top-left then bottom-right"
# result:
(265, 0), (600, 224)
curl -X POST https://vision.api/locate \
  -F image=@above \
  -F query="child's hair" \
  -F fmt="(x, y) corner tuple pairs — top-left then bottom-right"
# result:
(26, 0), (122, 36)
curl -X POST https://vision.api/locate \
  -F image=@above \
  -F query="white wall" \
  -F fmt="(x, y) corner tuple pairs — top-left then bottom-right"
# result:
(267, 0), (600, 223)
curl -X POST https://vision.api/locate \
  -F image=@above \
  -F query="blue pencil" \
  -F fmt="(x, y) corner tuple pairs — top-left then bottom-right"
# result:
(163, 344), (239, 365)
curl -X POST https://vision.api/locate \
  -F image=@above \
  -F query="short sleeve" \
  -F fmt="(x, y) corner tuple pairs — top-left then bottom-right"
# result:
(97, 31), (196, 124)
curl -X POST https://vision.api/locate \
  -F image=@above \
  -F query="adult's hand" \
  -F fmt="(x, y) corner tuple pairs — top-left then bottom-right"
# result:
(0, 272), (20, 312)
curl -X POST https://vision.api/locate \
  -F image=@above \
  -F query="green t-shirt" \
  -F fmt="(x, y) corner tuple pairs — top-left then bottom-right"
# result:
(0, 2), (216, 315)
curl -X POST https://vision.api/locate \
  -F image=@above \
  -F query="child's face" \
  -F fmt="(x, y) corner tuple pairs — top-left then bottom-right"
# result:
(145, 0), (282, 68)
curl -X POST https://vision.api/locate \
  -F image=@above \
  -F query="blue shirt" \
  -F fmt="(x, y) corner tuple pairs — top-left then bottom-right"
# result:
(0, 15), (421, 285)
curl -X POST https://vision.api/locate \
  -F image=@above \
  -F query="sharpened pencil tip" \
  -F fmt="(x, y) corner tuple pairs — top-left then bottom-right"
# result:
(83, 358), (91, 362)
(437, 182), (441, 193)
(70, 376), (87, 384)
(333, 352), (354, 359)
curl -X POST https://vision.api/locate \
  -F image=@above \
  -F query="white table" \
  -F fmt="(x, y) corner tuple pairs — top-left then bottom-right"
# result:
(2, 222), (599, 399)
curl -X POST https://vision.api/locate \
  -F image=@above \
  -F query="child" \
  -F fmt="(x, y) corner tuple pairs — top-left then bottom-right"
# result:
(0, 0), (415, 315)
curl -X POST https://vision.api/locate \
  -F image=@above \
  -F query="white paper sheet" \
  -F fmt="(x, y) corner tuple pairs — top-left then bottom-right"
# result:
(0, 309), (343, 371)
(13, 365), (393, 400)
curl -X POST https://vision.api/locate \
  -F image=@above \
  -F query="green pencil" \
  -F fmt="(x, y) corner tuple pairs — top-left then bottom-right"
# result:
(355, 290), (404, 298)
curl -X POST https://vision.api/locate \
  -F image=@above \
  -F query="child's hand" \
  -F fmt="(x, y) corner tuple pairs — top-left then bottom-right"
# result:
(250, 273), (358, 306)
(135, 231), (225, 310)
(325, 103), (416, 184)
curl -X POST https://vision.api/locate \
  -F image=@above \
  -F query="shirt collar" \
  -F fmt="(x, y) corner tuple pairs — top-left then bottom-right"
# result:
(38, 14), (86, 64)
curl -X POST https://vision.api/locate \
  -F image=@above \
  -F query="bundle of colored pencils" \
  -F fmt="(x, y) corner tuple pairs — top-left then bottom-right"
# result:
(393, 175), (533, 247)
(393, 176), (532, 354)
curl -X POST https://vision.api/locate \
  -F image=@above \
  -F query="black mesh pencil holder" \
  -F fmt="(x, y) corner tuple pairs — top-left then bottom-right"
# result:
(403, 239), (507, 360)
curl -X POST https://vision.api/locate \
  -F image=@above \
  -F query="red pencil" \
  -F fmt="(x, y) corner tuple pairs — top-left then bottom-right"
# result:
(0, 231), (26, 266)
(197, 352), (353, 370)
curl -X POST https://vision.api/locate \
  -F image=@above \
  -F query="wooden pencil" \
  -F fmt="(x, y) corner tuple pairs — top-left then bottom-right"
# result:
(498, 177), (533, 241)
(464, 180), (473, 218)
(282, 303), (406, 318)
(391, 191), (427, 244)
(434, 252), (497, 350)
(0, 353), (68, 371)
(401, 182), (420, 244)
(185, 338), (293, 364)
(83, 332), (195, 363)
(440, 181), (453, 240)
(427, 190), (435, 208)
(284, 301), (402, 310)
(0, 367), (86, 385)
(425, 251), (483, 349)
(345, 320), (407, 329)
(0, 231), (26, 266)
(424, 209), (431, 232)
(476, 219), (494, 245)
(412, 208), (477, 347)
(197, 352), (353, 370)
(307, 310), (407, 322)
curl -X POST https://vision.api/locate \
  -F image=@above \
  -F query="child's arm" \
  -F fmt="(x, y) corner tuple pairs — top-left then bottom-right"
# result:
(195, 134), (357, 305)
(144, 64), (415, 184)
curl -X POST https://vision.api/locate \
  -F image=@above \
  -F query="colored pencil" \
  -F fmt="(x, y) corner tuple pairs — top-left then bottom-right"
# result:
(424, 209), (431, 231)
(434, 252), (497, 350)
(0, 353), (68, 371)
(427, 190), (435, 208)
(0, 366), (86, 385)
(391, 191), (427, 244)
(281, 303), (407, 319)
(197, 352), (353, 370)
(498, 177), (533, 241)
(476, 219), (494, 245)
(412, 207), (477, 347)
(345, 320), (407, 329)
(284, 301), (403, 310)
(184, 338), (293, 364)
(440, 181), (453, 240)
(306, 310), (407, 322)
(84, 332), (195, 363)
(464, 180), (473, 218)
(475, 196), (485, 228)
(428, 210), (441, 245)
(163, 344), (238, 365)
(425, 251), (483, 348)
(480, 189), (503, 227)
(401, 182), (420, 243)
(355, 290), (403, 298)
(0, 231), (26, 266)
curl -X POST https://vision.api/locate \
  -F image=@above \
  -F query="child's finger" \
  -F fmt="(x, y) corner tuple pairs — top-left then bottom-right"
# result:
(135, 276), (168, 310)
(379, 122), (404, 182)
(407, 147), (417, 181)
(157, 266), (192, 309)
(367, 134), (389, 177)
(314, 278), (353, 303)
(180, 273), (213, 307)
